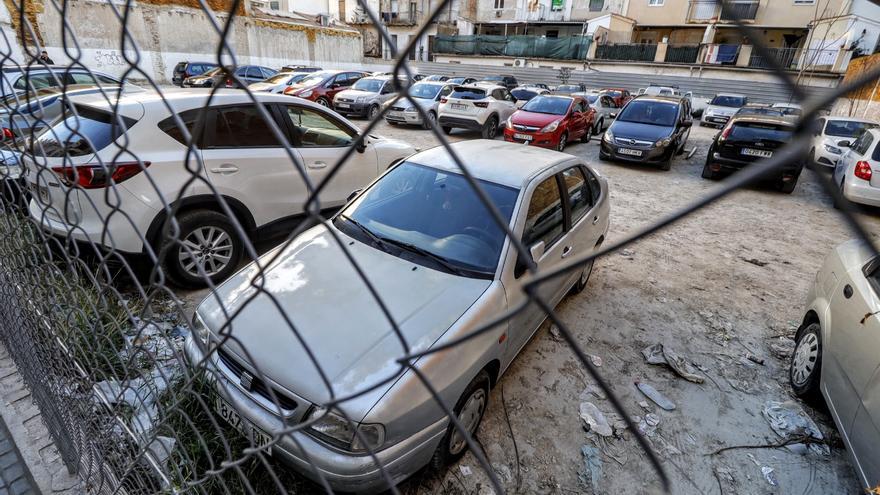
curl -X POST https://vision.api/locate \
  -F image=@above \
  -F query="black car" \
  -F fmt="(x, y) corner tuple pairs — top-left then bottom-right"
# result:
(182, 65), (277, 88)
(599, 95), (692, 170)
(172, 61), (218, 86)
(280, 65), (322, 73)
(734, 104), (785, 118)
(702, 115), (801, 193)
(480, 74), (518, 90)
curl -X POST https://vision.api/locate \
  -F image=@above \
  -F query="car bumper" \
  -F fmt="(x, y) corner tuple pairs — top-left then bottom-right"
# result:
(438, 115), (484, 131)
(27, 196), (147, 254)
(705, 153), (803, 178)
(503, 128), (560, 149)
(184, 338), (448, 493)
(334, 102), (369, 116)
(701, 115), (730, 127)
(814, 148), (841, 168)
(842, 176), (880, 207)
(599, 139), (670, 164)
(386, 110), (423, 125)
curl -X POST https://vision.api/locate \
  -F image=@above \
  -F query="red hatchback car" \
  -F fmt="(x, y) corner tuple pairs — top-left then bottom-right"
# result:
(601, 88), (633, 107)
(283, 70), (368, 107)
(503, 95), (595, 151)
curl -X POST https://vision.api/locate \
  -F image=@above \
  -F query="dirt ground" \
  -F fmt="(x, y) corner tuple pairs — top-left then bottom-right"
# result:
(181, 119), (876, 494)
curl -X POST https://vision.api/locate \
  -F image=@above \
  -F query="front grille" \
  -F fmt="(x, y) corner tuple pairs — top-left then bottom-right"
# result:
(217, 349), (298, 411)
(337, 97), (353, 103)
(614, 137), (654, 147)
(513, 124), (540, 132)
(390, 106), (406, 111)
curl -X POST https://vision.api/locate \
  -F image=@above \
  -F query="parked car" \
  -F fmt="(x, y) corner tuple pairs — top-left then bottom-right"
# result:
(734, 103), (784, 118)
(447, 76), (478, 85)
(184, 139), (610, 493)
(553, 83), (587, 96)
(510, 86), (549, 107)
(586, 93), (618, 134)
(248, 72), (311, 93)
(385, 81), (454, 129)
(528, 83), (550, 90)
(503, 95), (594, 151)
(600, 88), (633, 107)
(701, 93), (748, 127)
(24, 89), (415, 288)
(790, 239), (880, 490)
(0, 66), (123, 98)
(771, 102), (803, 117)
(479, 75), (518, 90)
(832, 127), (880, 208)
(172, 61), (218, 86)
(642, 84), (682, 97)
(689, 94), (712, 118)
(283, 70), (369, 107)
(423, 75), (450, 81)
(437, 83), (517, 139)
(279, 65), (322, 73)
(812, 117), (879, 168)
(702, 114), (801, 193)
(599, 95), (692, 170)
(333, 75), (406, 119)
(183, 65), (277, 88)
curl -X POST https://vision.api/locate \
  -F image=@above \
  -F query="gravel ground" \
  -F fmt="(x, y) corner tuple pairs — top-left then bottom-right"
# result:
(179, 117), (877, 494)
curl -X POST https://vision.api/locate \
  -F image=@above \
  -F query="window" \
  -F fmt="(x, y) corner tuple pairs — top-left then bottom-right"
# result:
(561, 167), (591, 224)
(589, 0), (604, 11)
(648, 0), (664, 5)
(12, 74), (59, 90)
(245, 67), (263, 79)
(793, 0), (814, 4)
(158, 109), (207, 146)
(208, 105), (281, 148)
(494, 0), (504, 8)
(546, 30), (559, 39)
(523, 176), (564, 249)
(438, 85), (453, 98)
(269, 0), (279, 8)
(260, 67), (277, 78)
(853, 131), (874, 156)
(584, 167), (602, 205)
(34, 104), (135, 157)
(285, 106), (356, 148)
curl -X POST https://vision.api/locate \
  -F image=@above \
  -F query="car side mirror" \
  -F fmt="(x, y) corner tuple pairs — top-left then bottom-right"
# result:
(355, 140), (367, 153)
(837, 139), (852, 148)
(514, 241), (544, 278)
(609, 112), (617, 118)
(346, 188), (362, 203)
(329, 83), (341, 89)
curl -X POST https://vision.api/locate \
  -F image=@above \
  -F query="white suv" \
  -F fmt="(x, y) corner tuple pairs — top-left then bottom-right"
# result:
(437, 83), (517, 139)
(25, 89), (415, 287)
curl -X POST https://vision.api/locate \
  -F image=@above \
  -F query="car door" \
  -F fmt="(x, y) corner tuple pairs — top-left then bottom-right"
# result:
(504, 172), (573, 364)
(677, 101), (691, 147)
(567, 99), (588, 140)
(279, 103), (379, 208)
(200, 104), (308, 227)
(377, 80), (396, 105)
(559, 165), (605, 260)
(495, 88), (517, 122)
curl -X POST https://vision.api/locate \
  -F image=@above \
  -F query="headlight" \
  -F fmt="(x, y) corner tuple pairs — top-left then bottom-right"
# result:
(824, 144), (843, 155)
(603, 129), (614, 142)
(540, 120), (560, 133)
(192, 312), (209, 345)
(704, 108), (715, 116)
(505, 116), (514, 130)
(307, 408), (385, 452)
(356, 96), (367, 103)
(404, 106), (416, 113)
(298, 89), (313, 98)
(655, 137), (672, 148)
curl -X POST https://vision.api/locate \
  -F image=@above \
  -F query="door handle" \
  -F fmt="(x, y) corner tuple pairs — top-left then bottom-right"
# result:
(308, 161), (328, 169)
(592, 216), (600, 225)
(844, 284), (853, 299)
(210, 164), (239, 174)
(561, 245), (573, 258)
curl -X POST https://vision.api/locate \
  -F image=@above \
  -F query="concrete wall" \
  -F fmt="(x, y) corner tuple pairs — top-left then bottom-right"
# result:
(25, 0), (361, 83)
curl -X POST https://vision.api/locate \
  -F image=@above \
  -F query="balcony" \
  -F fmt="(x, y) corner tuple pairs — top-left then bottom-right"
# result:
(687, 0), (759, 23)
(349, 7), (421, 25)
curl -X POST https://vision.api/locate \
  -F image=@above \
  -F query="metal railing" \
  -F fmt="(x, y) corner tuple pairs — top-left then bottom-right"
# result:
(665, 44), (701, 63)
(595, 43), (658, 62)
(749, 46), (799, 69)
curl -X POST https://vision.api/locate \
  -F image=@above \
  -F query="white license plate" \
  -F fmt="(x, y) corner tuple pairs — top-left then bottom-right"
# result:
(451, 103), (468, 111)
(336, 103), (350, 109)
(618, 147), (643, 156)
(514, 133), (533, 141)
(387, 111), (403, 118)
(741, 148), (772, 158)
(214, 395), (273, 454)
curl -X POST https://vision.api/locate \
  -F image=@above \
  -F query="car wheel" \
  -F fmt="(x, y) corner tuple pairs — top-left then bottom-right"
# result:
(778, 176), (798, 194)
(430, 370), (490, 470)
(557, 132), (568, 152)
(442, 126), (452, 135)
(368, 104), (380, 120)
(570, 259), (594, 294)
(163, 210), (244, 289)
(790, 323), (822, 401)
(833, 179), (846, 209)
(423, 111), (436, 130)
(701, 163), (718, 180)
(481, 116), (499, 139)
(581, 127), (591, 143)
(316, 97), (331, 108)
(658, 155), (672, 171)
(386, 120), (398, 126)
(809, 147), (816, 165)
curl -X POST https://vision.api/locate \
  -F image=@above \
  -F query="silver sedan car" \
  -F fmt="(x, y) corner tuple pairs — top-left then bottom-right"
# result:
(790, 239), (880, 489)
(186, 140), (610, 492)
(384, 81), (454, 129)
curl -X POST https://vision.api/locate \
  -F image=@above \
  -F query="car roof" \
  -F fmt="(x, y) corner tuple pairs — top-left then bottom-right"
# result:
(824, 115), (878, 123)
(407, 140), (574, 188)
(728, 114), (795, 126)
(463, 82), (504, 91)
(771, 102), (801, 108)
(714, 93), (746, 97)
(632, 95), (683, 104)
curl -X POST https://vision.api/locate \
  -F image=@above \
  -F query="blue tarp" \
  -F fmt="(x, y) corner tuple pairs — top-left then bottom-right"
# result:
(716, 44), (739, 64)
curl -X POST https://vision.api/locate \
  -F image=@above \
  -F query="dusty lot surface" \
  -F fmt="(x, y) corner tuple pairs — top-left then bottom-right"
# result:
(180, 119), (876, 494)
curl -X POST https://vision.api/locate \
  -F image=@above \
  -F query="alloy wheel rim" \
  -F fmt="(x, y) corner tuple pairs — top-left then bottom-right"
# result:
(791, 332), (819, 386)
(370, 106), (378, 119)
(449, 388), (486, 455)
(580, 259), (594, 286)
(318, 99), (329, 107)
(488, 120), (497, 138)
(558, 134), (566, 151)
(179, 226), (234, 277)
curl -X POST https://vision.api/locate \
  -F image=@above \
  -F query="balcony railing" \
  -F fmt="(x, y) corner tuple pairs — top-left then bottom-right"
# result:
(687, 0), (759, 22)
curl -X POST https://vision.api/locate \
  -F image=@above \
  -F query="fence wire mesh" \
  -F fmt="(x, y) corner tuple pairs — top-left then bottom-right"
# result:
(0, 0), (876, 493)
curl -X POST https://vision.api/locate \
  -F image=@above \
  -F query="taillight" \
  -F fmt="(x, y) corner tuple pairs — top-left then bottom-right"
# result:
(720, 125), (733, 140)
(473, 101), (489, 108)
(2, 128), (13, 139)
(51, 162), (151, 189)
(440, 97), (448, 103)
(854, 160), (873, 181)
(225, 78), (233, 87)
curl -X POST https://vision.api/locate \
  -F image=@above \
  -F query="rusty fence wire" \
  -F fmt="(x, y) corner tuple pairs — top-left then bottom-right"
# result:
(0, 0), (875, 493)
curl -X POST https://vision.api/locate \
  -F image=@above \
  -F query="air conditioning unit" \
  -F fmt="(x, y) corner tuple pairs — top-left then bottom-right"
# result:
(495, 9), (502, 17)
(513, 58), (527, 67)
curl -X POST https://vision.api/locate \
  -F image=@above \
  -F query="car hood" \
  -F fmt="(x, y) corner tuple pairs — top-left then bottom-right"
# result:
(198, 224), (491, 405)
(186, 75), (214, 83)
(336, 89), (378, 99)
(511, 110), (562, 128)
(611, 120), (673, 142)
(248, 82), (276, 90)
(705, 104), (737, 116)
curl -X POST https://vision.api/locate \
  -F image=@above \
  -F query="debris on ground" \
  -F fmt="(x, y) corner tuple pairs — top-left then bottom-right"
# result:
(579, 402), (613, 437)
(549, 324), (562, 341)
(746, 354), (765, 366)
(580, 384), (607, 401)
(740, 257), (769, 267)
(770, 337), (797, 359)
(635, 381), (676, 410)
(459, 465), (472, 477)
(637, 401), (650, 411)
(619, 249), (635, 258)
(578, 445), (602, 492)
(588, 354), (603, 367)
(641, 343), (704, 383)
(761, 466), (778, 486)
(636, 413), (660, 437)
(762, 401), (830, 456)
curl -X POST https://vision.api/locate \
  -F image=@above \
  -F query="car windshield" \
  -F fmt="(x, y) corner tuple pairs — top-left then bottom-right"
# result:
(728, 122), (794, 142)
(710, 95), (746, 107)
(616, 100), (677, 126)
(298, 71), (334, 86)
(34, 104), (135, 157)
(586, 95), (598, 104)
(337, 162), (518, 276)
(410, 83), (442, 99)
(264, 73), (298, 84)
(353, 78), (384, 92)
(606, 90), (622, 97)
(556, 85), (579, 93)
(521, 96), (571, 115)
(778, 107), (802, 116)
(483, 76), (503, 82)
(825, 120), (878, 138)
(448, 77), (468, 84)
(201, 67), (223, 77)
(735, 107), (783, 117)
(425, 75), (446, 81)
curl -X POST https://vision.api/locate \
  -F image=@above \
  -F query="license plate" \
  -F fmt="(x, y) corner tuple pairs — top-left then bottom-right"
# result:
(742, 148), (772, 158)
(451, 103), (468, 111)
(710, 117), (726, 123)
(214, 395), (273, 454)
(618, 147), (643, 156)
(514, 133), (533, 141)
(336, 102), (350, 109)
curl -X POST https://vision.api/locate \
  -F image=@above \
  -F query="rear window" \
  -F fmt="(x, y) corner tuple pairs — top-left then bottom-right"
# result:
(34, 105), (135, 157)
(711, 95), (746, 107)
(450, 87), (486, 100)
(728, 122), (794, 142)
(825, 120), (878, 138)
(511, 89), (538, 101)
(174, 63), (187, 73)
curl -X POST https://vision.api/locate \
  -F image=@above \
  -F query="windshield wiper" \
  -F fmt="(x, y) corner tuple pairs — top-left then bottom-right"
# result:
(339, 215), (387, 250)
(376, 236), (477, 277)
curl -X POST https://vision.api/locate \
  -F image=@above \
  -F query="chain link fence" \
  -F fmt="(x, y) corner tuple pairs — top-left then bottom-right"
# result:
(0, 0), (875, 494)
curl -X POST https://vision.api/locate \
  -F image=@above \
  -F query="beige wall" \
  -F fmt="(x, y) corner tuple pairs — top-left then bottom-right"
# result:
(625, 0), (836, 28)
(570, 0), (628, 20)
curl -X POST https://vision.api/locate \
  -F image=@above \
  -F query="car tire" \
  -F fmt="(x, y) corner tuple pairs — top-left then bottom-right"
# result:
(581, 127), (591, 143)
(162, 210), (244, 289)
(442, 126), (452, 135)
(570, 259), (594, 294)
(429, 370), (491, 471)
(557, 132), (568, 152)
(593, 119), (603, 136)
(701, 163), (718, 180)
(790, 323), (823, 401)
(481, 115), (499, 139)
(386, 120), (398, 126)
(778, 176), (797, 194)
(316, 97), (331, 108)
(809, 147), (817, 166)
(675, 141), (685, 155)
(833, 179), (846, 209)
(423, 111), (436, 130)
(368, 104), (380, 120)
(658, 155), (672, 171)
